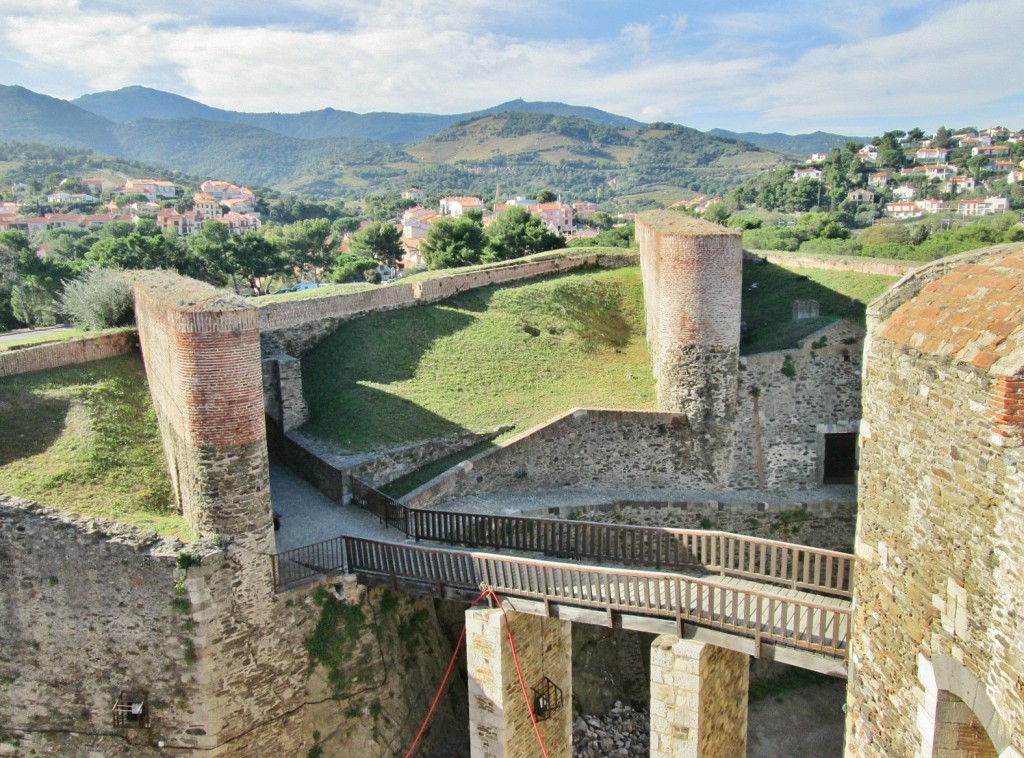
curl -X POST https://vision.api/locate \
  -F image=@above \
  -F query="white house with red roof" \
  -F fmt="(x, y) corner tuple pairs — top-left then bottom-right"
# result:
(885, 201), (923, 219)
(793, 167), (822, 181)
(439, 196), (485, 217)
(957, 197), (1009, 216)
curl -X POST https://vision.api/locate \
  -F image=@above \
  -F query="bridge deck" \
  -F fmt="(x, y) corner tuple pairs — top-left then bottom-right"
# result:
(269, 466), (852, 677)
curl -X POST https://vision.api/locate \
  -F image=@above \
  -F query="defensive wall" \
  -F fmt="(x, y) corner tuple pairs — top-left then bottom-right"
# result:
(404, 215), (864, 510)
(745, 250), (919, 277)
(0, 328), (136, 378)
(260, 251), (636, 355)
(844, 243), (1024, 758)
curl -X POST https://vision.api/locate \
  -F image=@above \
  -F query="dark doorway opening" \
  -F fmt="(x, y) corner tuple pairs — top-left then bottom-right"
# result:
(823, 433), (858, 484)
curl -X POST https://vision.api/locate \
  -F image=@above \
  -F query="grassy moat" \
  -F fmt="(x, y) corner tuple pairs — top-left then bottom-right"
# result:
(0, 257), (896, 531)
(301, 261), (897, 452)
(0, 353), (188, 539)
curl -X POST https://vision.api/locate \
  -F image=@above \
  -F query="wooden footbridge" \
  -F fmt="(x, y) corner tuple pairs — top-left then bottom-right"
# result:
(271, 481), (853, 676)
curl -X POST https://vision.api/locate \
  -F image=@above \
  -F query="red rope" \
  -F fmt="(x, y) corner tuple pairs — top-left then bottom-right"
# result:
(404, 589), (487, 758)
(403, 588), (551, 758)
(486, 588), (550, 758)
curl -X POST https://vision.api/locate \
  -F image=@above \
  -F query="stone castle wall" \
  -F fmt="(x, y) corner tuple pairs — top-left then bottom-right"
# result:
(0, 498), (206, 755)
(844, 245), (1024, 757)
(730, 321), (864, 489)
(260, 252), (635, 355)
(0, 499), (465, 757)
(0, 329), (136, 378)
(404, 409), (718, 509)
(744, 250), (918, 277)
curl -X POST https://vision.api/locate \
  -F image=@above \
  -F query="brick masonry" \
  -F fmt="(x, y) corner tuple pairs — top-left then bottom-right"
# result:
(637, 214), (743, 469)
(261, 252), (636, 355)
(466, 607), (572, 758)
(844, 244), (1024, 757)
(649, 635), (749, 758)
(0, 329), (137, 378)
(132, 272), (272, 540)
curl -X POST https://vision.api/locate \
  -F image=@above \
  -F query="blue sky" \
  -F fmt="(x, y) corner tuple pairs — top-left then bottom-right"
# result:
(1, 0), (1022, 136)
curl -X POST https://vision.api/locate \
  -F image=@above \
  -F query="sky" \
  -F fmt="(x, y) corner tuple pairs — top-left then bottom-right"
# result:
(1, 0), (1023, 136)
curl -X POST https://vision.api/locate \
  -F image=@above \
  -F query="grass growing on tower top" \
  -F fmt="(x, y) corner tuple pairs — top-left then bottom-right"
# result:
(0, 353), (188, 539)
(300, 266), (657, 452)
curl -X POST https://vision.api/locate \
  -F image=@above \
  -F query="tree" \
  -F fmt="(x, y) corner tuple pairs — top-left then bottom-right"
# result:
(348, 221), (404, 268)
(535, 189), (557, 203)
(329, 253), (378, 283)
(483, 206), (565, 262)
(230, 232), (284, 295)
(421, 217), (486, 269)
(1, 231), (66, 327)
(271, 218), (340, 282)
(702, 202), (731, 225)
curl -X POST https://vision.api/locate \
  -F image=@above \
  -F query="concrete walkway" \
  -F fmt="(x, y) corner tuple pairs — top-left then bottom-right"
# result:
(269, 465), (403, 552)
(269, 462), (855, 553)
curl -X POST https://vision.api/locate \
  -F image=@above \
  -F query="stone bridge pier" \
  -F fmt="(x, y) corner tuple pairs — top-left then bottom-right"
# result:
(465, 609), (749, 758)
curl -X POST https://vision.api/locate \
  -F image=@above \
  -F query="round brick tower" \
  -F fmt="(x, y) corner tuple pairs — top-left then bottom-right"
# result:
(636, 212), (743, 478)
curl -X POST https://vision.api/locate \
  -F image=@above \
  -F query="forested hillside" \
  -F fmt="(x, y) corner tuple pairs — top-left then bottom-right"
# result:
(0, 85), (788, 201)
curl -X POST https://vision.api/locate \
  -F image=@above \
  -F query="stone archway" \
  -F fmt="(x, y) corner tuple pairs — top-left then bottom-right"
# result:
(917, 654), (1018, 758)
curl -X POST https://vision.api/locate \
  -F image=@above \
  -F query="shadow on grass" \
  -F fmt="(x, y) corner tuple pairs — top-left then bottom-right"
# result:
(740, 259), (884, 354)
(0, 391), (71, 466)
(301, 383), (472, 452)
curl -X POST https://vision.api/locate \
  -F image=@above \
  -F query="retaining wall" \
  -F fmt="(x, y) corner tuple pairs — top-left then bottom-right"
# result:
(0, 329), (136, 378)
(259, 252), (636, 354)
(745, 250), (918, 277)
(404, 409), (718, 509)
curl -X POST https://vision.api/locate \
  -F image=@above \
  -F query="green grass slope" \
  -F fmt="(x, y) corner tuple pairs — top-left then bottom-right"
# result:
(0, 353), (187, 539)
(741, 262), (897, 353)
(301, 261), (897, 452)
(301, 267), (657, 452)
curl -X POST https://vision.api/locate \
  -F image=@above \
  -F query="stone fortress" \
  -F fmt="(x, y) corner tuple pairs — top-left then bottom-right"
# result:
(0, 211), (1019, 757)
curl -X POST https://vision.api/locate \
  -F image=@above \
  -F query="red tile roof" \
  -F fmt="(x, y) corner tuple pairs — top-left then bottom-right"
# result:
(880, 246), (1024, 374)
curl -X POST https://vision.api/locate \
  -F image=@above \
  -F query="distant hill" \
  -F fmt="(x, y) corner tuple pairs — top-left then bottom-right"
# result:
(73, 86), (642, 144)
(0, 84), (789, 201)
(0, 84), (120, 154)
(709, 129), (871, 157)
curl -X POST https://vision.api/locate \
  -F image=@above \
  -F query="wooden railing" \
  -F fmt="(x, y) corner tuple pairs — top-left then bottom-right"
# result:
(349, 479), (853, 598)
(271, 537), (850, 659)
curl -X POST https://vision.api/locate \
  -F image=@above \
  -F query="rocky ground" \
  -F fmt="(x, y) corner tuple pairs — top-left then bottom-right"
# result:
(572, 678), (847, 757)
(573, 702), (650, 758)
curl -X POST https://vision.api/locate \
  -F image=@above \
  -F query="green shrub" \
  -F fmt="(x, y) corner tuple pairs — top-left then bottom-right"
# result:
(59, 267), (134, 330)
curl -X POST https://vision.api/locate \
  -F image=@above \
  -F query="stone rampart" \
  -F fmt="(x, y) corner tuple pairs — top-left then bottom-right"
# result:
(731, 321), (864, 489)
(403, 409), (718, 509)
(744, 250), (918, 277)
(845, 244), (1024, 757)
(0, 497), (465, 757)
(0, 497), (204, 754)
(259, 252), (635, 354)
(0, 329), (136, 378)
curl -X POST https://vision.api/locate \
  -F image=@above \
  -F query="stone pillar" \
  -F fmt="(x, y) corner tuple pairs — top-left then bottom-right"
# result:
(466, 607), (572, 758)
(649, 635), (749, 758)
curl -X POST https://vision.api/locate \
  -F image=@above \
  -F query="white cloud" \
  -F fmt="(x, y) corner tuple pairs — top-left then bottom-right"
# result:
(0, 0), (1021, 134)
(620, 23), (653, 55)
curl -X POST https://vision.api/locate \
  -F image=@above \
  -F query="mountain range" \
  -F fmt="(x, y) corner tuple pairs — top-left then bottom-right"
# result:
(0, 84), (862, 200)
